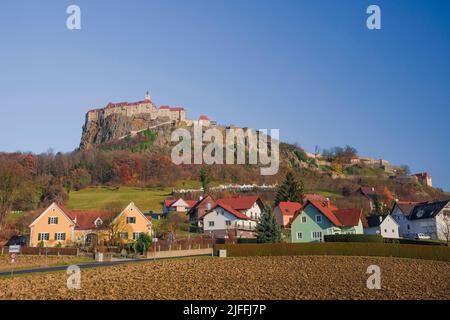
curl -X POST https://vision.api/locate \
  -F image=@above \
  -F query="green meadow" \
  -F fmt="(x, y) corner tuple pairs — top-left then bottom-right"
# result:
(66, 186), (173, 212)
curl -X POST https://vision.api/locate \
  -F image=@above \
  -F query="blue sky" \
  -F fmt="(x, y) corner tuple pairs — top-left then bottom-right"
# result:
(0, 0), (449, 190)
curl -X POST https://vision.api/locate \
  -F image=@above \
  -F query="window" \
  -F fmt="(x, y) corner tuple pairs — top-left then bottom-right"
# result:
(38, 233), (49, 241)
(301, 216), (307, 224)
(315, 215), (322, 223)
(392, 229), (395, 233)
(48, 217), (58, 225)
(119, 232), (128, 239)
(127, 217), (136, 224)
(208, 221), (215, 227)
(312, 231), (323, 240)
(407, 224), (410, 230)
(55, 233), (66, 241)
(296, 232), (303, 240)
(225, 220), (231, 226)
(133, 232), (142, 240)
(384, 229), (387, 233)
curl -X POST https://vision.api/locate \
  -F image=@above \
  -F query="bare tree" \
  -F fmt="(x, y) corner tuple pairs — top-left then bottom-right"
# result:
(0, 160), (27, 236)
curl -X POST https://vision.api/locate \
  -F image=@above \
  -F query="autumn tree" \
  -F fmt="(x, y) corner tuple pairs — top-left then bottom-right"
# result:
(0, 159), (27, 235)
(274, 171), (304, 205)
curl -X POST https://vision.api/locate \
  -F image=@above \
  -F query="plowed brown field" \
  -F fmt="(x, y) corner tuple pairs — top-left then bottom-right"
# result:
(0, 254), (92, 272)
(0, 256), (448, 300)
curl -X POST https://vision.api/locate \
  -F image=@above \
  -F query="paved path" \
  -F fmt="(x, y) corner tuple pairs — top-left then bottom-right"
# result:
(0, 253), (212, 277)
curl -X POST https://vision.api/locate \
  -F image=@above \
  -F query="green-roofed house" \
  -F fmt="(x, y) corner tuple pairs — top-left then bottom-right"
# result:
(288, 199), (364, 243)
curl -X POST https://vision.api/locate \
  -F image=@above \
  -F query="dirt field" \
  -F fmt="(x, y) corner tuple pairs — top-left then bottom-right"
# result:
(0, 255), (93, 272)
(0, 256), (448, 300)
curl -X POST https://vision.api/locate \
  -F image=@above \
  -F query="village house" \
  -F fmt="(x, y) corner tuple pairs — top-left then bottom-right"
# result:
(390, 200), (424, 238)
(288, 199), (364, 243)
(187, 195), (216, 228)
(273, 194), (334, 228)
(162, 198), (197, 216)
(363, 214), (399, 238)
(29, 202), (152, 247)
(201, 195), (264, 238)
(274, 202), (302, 228)
(353, 186), (394, 212)
(404, 200), (450, 240)
(216, 196), (264, 220)
(202, 203), (258, 239)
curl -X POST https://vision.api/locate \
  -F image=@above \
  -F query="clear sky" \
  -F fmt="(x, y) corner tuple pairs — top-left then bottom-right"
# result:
(0, 0), (449, 190)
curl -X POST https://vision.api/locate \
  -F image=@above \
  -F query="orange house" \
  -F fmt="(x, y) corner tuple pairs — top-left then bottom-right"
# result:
(29, 202), (152, 247)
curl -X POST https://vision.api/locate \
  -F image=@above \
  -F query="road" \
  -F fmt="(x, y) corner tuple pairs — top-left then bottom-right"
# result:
(0, 253), (213, 277)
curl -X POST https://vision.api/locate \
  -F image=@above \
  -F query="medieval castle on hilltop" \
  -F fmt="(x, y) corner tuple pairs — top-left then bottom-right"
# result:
(85, 91), (211, 127)
(80, 91), (214, 148)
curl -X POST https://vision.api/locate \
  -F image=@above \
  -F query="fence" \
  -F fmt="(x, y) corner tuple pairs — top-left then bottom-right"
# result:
(0, 246), (78, 256)
(150, 236), (215, 252)
(214, 243), (450, 262)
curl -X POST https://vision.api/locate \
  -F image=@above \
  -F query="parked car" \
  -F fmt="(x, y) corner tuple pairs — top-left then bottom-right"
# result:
(6, 235), (29, 246)
(415, 233), (431, 240)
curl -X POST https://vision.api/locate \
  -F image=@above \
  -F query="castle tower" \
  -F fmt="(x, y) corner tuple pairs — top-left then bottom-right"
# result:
(145, 90), (151, 101)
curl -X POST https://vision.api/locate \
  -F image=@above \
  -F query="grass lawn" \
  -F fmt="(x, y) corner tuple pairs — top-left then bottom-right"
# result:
(311, 189), (343, 198)
(66, 186), (173, 213)
(6, 211), (25, 223)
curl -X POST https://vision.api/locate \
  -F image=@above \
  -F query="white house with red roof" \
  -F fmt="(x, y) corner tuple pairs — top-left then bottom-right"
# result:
(201, 195), (264, 238)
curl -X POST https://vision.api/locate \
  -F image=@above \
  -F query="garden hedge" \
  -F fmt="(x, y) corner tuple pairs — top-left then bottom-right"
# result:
(324, 234), (384, 243)
(214, 243), (450, 262)
(384, 238), (447, 246)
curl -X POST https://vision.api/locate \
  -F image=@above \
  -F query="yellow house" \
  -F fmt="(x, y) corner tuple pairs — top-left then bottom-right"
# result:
(110, 202), (153, 243)
(29, 202), (152, 247)
(29, 202), (77, 247)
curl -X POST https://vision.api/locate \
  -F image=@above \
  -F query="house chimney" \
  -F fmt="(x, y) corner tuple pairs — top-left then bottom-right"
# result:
(372, 187), (375, 192)
(199, 196), (203, 201)
(379, 216), (383, 223)
(325, 198), (330, 207)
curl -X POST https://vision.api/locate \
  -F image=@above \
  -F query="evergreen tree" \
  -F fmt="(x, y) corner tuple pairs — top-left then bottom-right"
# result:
(274, 171), (304, 205)
(255, 207), (282, 243)
(199, 167), (211, 194)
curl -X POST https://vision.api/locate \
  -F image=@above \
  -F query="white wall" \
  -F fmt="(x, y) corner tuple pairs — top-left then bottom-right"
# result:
(391, 206), (410, 238)
(379, 216), (399, 238)
(242, 202), (263, 220)
(203, 207), (257, 232)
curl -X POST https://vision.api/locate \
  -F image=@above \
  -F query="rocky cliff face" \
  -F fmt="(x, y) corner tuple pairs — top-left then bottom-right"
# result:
(80, 111), (174, 149)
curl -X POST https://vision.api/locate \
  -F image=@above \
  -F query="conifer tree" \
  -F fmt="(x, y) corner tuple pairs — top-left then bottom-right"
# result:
(255, 207), (282, 243)
(274, 171), (304, 205)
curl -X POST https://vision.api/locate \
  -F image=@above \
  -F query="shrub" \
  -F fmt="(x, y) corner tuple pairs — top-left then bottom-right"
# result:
(384, 238), (447, 246)
(214, 243), (450, 262)
(135, 233), (153, 254)
(324, 234), (384, 243)
(237, 238), (259, 244)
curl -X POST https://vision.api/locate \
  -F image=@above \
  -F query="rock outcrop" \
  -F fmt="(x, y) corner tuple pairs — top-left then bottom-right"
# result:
(80, 110), (178, 149)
